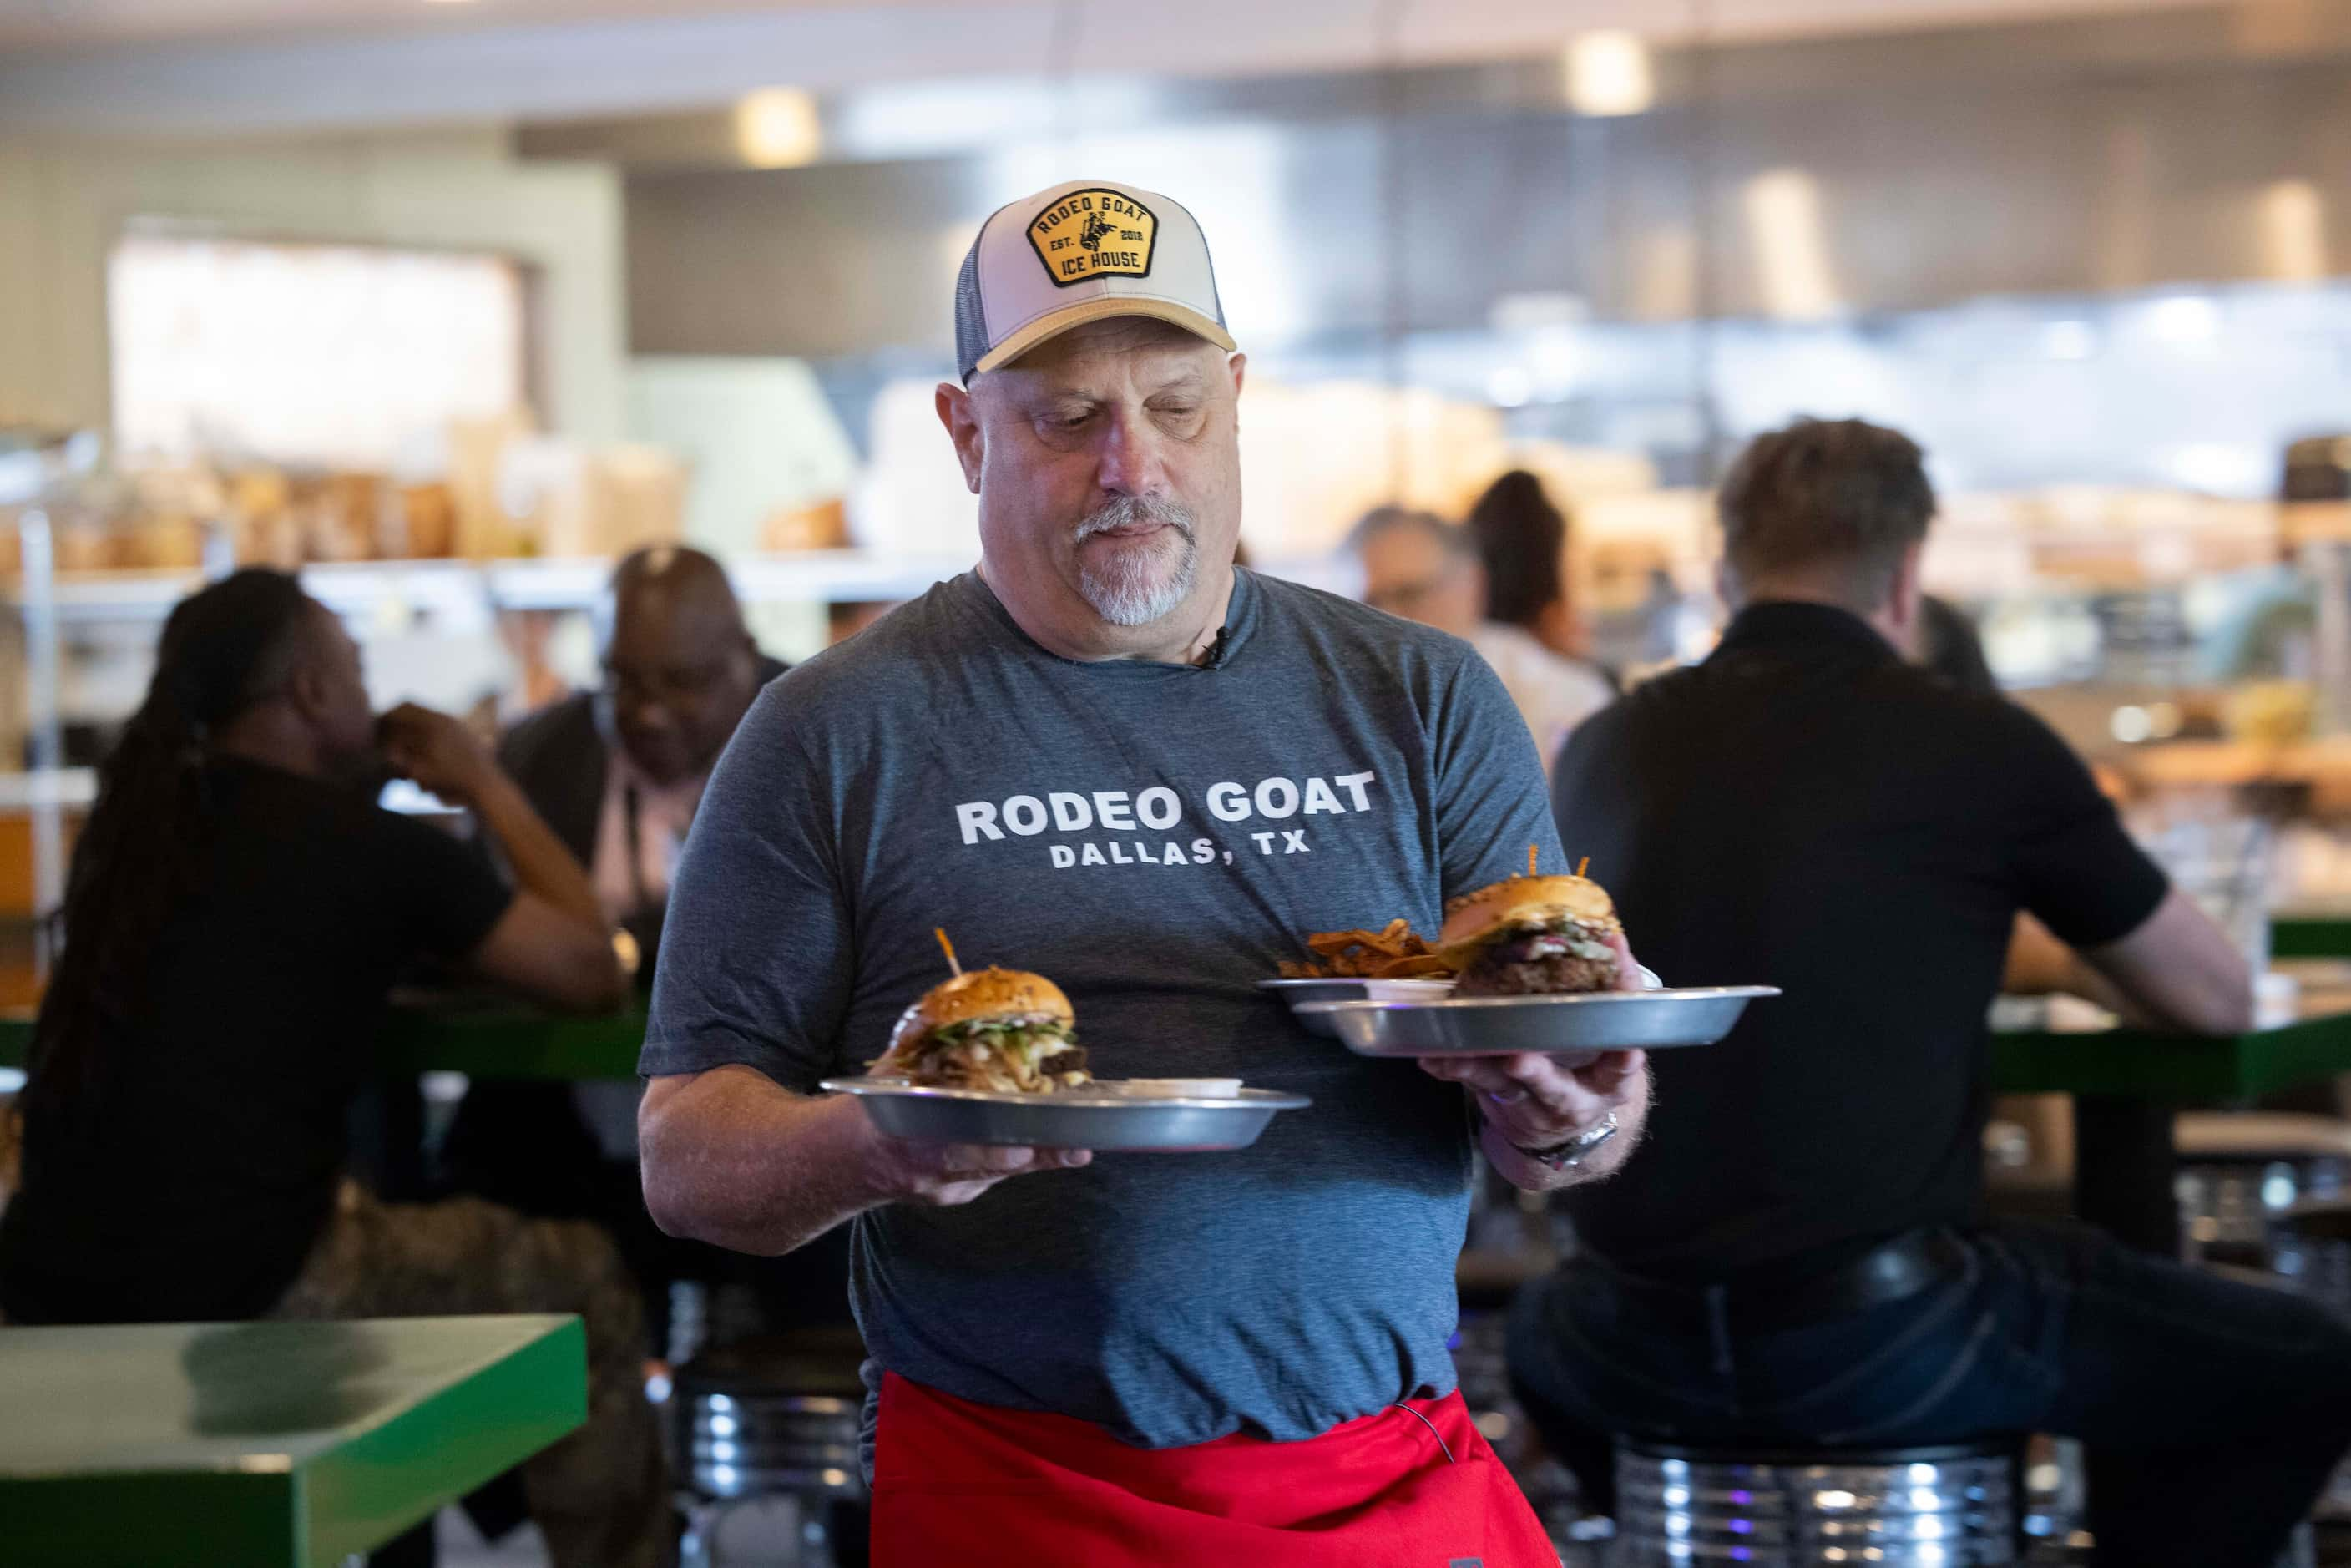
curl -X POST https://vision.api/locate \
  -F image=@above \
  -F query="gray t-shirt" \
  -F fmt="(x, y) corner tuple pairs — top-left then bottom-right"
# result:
(642, 567), (1560, 1452)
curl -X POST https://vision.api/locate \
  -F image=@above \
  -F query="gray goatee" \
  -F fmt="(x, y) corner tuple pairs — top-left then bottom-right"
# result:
(1070, 494), (1200, 626)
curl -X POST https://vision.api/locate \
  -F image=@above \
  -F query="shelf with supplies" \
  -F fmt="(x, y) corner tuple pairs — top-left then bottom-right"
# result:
(0, 549), (981, 625)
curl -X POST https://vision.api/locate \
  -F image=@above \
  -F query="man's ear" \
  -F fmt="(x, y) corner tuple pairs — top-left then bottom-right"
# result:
(281, 658), (329, 726)
(935, 381), (985, 495)
(1888, 540), (1927, 634)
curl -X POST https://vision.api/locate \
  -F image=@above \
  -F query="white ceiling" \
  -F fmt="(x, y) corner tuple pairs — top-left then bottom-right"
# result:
(0, 0), (2212, 135)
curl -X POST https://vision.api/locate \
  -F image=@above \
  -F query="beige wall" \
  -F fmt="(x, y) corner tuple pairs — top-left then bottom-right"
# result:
(0, 126), (624, 443)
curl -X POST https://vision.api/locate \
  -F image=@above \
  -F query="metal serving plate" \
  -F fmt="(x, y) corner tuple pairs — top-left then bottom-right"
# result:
(1258, 977), (1454, 1036)
(1297, 987), (1780, 1058)
(817, 1078), (1312, 1151)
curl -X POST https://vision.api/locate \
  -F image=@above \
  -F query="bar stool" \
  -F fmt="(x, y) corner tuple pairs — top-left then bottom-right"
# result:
(2175, 1113), (2351, 1258)
(1613, 1439), (2020, 1565)
(670, 1325), (868, 1568)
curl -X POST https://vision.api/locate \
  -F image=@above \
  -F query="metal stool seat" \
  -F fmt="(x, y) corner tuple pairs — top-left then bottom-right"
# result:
(1614, 1439), (2020, 1565)
(670, 1326), (868, 1566)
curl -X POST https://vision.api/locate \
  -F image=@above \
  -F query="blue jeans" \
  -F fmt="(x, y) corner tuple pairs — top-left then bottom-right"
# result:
(1507, 1221), (2351, 1566)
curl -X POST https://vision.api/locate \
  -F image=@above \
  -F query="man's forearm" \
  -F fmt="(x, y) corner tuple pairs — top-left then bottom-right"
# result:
(1482, 1088), (1649, 1192)
(472, 772), (604, 929)
(641, 1066), (888, 1255)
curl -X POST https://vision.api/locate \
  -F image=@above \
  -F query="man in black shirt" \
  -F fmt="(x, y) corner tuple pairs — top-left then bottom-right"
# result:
(1517, 418), (2351, 1565)
(0, 570), (670, 1567)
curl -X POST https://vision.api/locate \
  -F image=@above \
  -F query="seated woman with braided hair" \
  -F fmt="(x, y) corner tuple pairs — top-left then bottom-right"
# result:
(0, 569), (674, 1568)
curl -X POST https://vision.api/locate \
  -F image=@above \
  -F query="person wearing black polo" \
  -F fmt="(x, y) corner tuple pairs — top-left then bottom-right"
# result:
(1516, 417), (2351, 1565)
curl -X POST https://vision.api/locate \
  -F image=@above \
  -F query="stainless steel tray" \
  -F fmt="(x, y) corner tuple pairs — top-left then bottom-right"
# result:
(818, 1078), (1312, 1151)
(1258, 977), (1454, 1035)
(1297, 986), (1779, 1057)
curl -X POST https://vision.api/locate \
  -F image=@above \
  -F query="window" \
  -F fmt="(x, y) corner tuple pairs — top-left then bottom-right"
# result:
(109, 234), (528, 469)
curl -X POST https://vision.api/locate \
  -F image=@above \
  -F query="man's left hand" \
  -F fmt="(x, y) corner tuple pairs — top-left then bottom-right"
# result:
(1416, 928), (1650, 1161)
(1418, 1046), (1647, 1151)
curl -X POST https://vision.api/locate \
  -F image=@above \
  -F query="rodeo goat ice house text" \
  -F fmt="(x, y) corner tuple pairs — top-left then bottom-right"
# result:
(953, 771), (1382, 868)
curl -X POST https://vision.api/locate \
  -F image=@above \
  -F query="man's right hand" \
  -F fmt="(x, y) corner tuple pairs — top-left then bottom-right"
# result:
(860, 1120), (1093, 1208)
(378, 703), (500, 809)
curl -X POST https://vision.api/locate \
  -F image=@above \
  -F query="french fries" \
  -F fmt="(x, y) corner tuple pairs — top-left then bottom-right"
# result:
(1277, 918), (1453, 979)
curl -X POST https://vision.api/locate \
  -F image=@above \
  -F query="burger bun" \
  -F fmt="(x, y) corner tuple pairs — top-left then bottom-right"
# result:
(883, 966), (1073, 1060)
(1437, 874), (1617, 967)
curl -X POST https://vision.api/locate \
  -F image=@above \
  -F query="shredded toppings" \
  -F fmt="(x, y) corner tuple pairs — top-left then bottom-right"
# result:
(887, 1015), (1091, 1095)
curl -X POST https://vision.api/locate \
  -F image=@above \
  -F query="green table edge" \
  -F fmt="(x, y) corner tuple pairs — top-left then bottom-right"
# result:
(0, 1316), (587, 1568)
(301, 1314), (588, 1565)
(373, 1004), (647, 1080)
(0, 1006), (646, 1079)
(2274, 914), (2351, 960)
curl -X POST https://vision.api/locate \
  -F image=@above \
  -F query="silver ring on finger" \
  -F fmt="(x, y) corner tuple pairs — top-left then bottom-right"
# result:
(1487, 1086), (1528, 1105)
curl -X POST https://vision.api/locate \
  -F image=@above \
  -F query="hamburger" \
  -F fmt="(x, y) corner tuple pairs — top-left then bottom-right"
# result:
(872, 966), (1091, 1094)
(1437, 873), (1625, 998)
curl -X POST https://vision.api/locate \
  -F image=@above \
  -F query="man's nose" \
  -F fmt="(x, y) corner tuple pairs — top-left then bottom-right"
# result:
(1094, 409), (1162, 498)
(620, 689), (676, 731)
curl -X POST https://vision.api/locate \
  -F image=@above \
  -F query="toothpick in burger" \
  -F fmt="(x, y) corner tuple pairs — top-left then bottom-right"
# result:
(1437, 866), (1626, 999)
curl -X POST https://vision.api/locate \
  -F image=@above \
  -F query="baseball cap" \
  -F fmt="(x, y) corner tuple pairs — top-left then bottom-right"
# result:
(954, 180), (1237, 382)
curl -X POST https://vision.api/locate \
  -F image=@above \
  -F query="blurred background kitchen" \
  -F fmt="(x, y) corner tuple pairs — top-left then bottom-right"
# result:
(9, 2), (2351, 1559)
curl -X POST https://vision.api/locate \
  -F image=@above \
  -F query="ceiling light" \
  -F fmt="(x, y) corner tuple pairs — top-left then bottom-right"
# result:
(735, 88), (822, 170)
(1565, 32), (1654, 118)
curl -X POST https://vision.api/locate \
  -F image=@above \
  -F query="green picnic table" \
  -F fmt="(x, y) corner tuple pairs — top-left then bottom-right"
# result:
(1990, 1004), (2351, 1254)
(0, 1313), (586, 1567)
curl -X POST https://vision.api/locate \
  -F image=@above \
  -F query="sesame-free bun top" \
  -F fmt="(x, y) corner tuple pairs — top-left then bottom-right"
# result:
(1436, 874), (1617, 966)
(885, 966), (1073, 1057)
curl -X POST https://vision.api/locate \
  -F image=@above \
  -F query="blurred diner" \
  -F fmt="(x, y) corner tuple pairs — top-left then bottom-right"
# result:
(0, 569), (669, 1566)
(1520, 417), (2351, 1566)
(1351, 504), (1615, 773)
(442, 544), (857, 1378)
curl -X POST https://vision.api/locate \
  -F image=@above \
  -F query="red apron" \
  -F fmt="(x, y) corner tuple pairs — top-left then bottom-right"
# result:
(871, 1371), (1560, 1567)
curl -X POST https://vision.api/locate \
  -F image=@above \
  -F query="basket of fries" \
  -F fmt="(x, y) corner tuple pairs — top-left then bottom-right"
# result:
(1277, 919), (1454, 980)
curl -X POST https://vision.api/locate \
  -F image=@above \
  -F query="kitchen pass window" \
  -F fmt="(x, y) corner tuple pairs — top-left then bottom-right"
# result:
(109, 233), (529, 469)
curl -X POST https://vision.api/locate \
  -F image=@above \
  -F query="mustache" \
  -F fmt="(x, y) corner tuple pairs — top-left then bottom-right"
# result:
(1071, 494), (1197, 544)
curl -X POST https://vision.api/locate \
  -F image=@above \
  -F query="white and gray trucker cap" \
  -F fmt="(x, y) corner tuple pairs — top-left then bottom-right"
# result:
(954, 180), (1236, 382)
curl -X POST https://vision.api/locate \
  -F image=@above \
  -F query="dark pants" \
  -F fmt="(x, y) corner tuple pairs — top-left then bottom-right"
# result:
(1508, 1221), (2351, 1567)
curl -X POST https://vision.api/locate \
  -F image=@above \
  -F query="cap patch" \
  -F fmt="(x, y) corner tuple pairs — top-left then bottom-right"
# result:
(1027, 189), (1157, 287)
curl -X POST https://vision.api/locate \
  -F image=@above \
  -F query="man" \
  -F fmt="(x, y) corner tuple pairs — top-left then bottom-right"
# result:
(0, 569), (670, 1567)
(1519, 417), (2351, 1566)
(637, 180), (1648, 1565)
(1352, 506), (1614, 774)
(443, 545), (822, 1345)
(499, 544), (776, 947)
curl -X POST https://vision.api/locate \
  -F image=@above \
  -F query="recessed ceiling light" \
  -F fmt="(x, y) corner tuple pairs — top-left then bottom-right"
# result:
(1564, 31), (1653, 118)
(736, 88), (822, 169)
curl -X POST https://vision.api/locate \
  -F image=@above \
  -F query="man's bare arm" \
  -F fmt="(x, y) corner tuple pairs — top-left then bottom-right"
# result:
(2076, 887), (2255, 1036)
(640, 1065), (1090, 1256)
